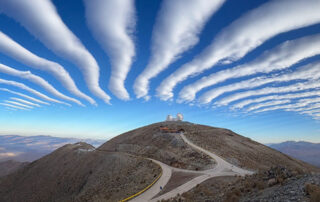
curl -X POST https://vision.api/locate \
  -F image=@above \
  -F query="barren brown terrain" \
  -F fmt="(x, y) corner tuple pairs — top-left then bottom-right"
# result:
(0, 142), (160, 202)
(1, 121), (319, 202)
(181, 123), (318, 172)
(0, 160), (28, 177)
(100, 122), (215, 170)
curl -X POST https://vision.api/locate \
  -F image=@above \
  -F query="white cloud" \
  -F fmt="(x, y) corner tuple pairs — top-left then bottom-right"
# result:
(84, 0), (136, 100)
(253, 99), (320, 114)
(0, 103), (29, 110)
(232, 90), (320, 109)
(4, 107), (17, 111)
(156, 0), (320, 100)
(4, 100), (33, 109)
(238, 97), (320, 120)
(246, 100), (291, 112)
(134, 0), (225, 99)
(10, 97), (40, 107)
(300, 108), (320, 115)
(0, 63), (83, 106)
(0, 78), (69, 106)
(253, 104), (305, 113)
(0, 151), (22, 158)
(289, 97), (320, 112)
(296, 97), (320, 105)
(197, 61), (320, 104)
(0, 32), (95, 105)
(0, 88), (49, 105)
(0, 0), (110, 104)
(290, 102), (320, 112)
(217, 79), (320, 106)
(180, 33), (320, 102)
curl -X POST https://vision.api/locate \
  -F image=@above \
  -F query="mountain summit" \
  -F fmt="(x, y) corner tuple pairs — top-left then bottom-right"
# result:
(0, 122), (319, 201)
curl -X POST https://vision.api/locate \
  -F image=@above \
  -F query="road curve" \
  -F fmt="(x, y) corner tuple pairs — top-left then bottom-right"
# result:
(130, 159), (172, 202)
(180, 133), (254, 176)
(130, 133), (254, 201)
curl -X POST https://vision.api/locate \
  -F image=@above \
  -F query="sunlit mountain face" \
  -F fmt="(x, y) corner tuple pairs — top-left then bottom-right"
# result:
(0, 0), (319, 143)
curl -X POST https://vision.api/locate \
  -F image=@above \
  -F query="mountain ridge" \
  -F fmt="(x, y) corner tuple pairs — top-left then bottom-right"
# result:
(268, 141), (320, 168)
(0, 121), (319, 202)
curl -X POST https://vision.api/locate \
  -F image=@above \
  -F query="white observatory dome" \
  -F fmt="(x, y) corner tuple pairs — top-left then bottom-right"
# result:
(176, 113), (183, 121)
(166, 115), (173, 121)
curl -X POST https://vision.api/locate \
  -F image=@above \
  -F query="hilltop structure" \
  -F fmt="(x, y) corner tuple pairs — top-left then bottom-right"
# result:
(166, 113), (183, 121)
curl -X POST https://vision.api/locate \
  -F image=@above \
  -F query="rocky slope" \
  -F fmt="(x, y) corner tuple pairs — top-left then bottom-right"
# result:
(0, 160), (28, 177)
(0, 142), (160, 202)
(178, 122), (318, 172)
(102, 121), (318, 172)
(164, 168), (320, 202)
(100, 122), (215, 170)
(0, 121), (318, 202)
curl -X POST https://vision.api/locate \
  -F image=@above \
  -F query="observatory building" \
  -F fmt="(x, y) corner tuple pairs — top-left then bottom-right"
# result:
(166, 113), (183, 121)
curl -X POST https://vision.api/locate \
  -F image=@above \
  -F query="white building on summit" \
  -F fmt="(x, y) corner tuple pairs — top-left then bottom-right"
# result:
(166, 113), (183, 121)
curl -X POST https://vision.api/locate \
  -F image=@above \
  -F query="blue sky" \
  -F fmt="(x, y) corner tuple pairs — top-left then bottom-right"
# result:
(0, 0), (320, 143)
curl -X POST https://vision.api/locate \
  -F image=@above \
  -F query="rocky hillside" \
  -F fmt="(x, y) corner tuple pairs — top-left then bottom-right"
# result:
(100, 122), (215, 170)
(164, 167), (320, 202)
(179, 123), (318, 172)
(101, 121), (318, 172)
(0, 121), (318, 202)
(0, 142), (160, 202)
(0, 160), (28, 177)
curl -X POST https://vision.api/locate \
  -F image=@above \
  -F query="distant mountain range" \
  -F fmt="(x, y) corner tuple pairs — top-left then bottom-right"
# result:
(268, 141), (320, 168)
(0, 135), (106, 163)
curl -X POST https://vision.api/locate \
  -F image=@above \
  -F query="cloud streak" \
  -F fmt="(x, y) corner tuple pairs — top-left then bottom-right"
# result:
(0, 32), (95, 105)
(84, 0), (136, 100)
(300, 107), (320, 115)
(0, 79), (69, 105)
(4, 100), (33, 109)
(0, 0), (110, 104)
(10, 97), (40, 107)
(254, 104), (307, 114)
(0, 63), (83, 106)
(198, 61), (320, 104)
(232, 90), (320, 109)
(246, 100), (291, 112)
(181, 33), (320, 102)
(217, 80), (320, 106)
(290, 102), (320, 112)
(157, 0), (320, 100)
(0, 103), (29, 110)
(253, 99), (320, 114)
(0, 88), (49, 105)
(134, 0), (225, 99)
(253, 98), (320, 114)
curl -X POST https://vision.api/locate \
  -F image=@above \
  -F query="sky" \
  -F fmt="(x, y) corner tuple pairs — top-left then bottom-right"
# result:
(0, 0), (320, 143)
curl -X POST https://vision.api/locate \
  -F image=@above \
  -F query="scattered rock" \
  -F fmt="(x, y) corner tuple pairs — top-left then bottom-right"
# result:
(242, 174), (320, 202)
(268, 178), (277, 187)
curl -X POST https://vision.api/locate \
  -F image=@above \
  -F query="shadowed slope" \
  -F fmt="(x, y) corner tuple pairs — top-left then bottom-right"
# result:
(0, 142), (160, 202)
(0, 160), (28, 177)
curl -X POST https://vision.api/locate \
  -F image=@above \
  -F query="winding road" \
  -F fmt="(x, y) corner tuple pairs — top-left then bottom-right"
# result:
(130, 132), (254, 201)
